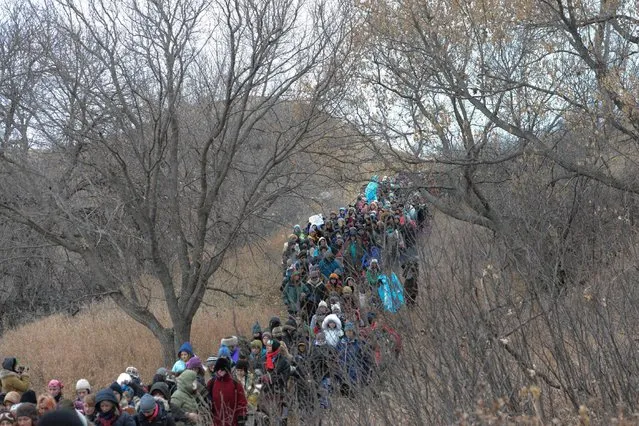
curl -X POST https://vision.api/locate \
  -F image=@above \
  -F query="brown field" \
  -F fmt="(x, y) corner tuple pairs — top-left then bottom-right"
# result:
(0, 240), (287, 393)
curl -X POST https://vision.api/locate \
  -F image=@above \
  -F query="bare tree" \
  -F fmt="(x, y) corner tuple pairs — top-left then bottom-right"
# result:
(0, 0), (357, 362)
(329, 0), (639, 420)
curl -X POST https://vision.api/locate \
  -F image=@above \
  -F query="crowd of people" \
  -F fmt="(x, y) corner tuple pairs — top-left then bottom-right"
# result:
(0, 175), (429, 426)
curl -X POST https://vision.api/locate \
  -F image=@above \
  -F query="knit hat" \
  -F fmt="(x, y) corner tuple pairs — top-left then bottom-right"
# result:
(0, 410), (14, 423)
(342, 286), (353, 295)
(138, 394), (156, 413)
(186, 356), (202, 370)
(155, 367), (168, 378)
(344, 321), (355, 331)
(268, 339), (281, 352)
(108, 382), (123, 398)
(3, 391), (20, 405)
(269, 316), (281, 330)
(220, 336), (239, 347)
(318, 300), (328, 309)
(75, 379), (91, 392)
(329, 273), (339, 280)
(217, 346), (231, 359)
(331, 303), (341, 313)
(284, 318), (297, 331)
(38, 409), (84, 426)
(250, 340), (263, 350)
(262, 331), (272, 341)
(213, 357), (232, 373)
(149, 382), (170, 400)
(125, 366), (140, 380)
(95, 388), (119, 409)
(235, 359), (249, 373)
(252, 321), (262, 335)
(47, 379), (63, 389)
(205, 356), (218, 367)
(19, 390), (37, 404)
(15, 403), (37, 421)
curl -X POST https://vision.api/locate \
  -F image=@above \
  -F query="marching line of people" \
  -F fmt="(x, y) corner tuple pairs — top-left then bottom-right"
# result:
(0, 175), (429, 426)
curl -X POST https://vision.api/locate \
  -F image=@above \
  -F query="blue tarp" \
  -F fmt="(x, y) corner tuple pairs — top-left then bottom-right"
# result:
(378, 272), (405, 313)
(365, 181), (379, 203)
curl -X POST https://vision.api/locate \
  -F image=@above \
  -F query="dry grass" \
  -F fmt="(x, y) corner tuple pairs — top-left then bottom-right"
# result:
(0, 300), (279, 394)
(0, 237), (287, 394)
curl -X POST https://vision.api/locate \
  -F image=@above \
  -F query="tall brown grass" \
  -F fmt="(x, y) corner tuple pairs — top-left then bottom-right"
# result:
(0, 240), (287, 394)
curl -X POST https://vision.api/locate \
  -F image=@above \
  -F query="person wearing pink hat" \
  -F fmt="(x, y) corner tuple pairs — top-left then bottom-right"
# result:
(47, 380), (63, 407)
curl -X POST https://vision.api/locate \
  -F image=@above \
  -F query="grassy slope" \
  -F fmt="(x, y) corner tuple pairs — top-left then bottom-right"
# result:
(0, 238), (286, 392)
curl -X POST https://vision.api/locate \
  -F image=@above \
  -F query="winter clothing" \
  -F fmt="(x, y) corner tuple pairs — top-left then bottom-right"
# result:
(185, 356), (202, 370)
(170, 370), (198, 414)
(3, 391), (20, 405)
(177, 342), (194, 357)
(149, 382), (170, 400)
(15, 402), (37, 421)
(322, 314), (343, 347)
(95, 388), (119, 408)
(139, 394), (156, 413)
(252, 322), (262, 336)
(0, 358), (29, 394)
(136, 398), (176, 426)
(172, 342), (194, 374)
(38, 409), (85, 426)
(210, 369), (248, 426)
(220, 336), (238, 347)
(0, 411), (14, 423)
(94, 388), (136, 426)
(19, 390), (37, 404)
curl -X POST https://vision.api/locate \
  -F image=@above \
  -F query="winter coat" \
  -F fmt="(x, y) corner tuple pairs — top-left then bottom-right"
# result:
(211, 373), (248, 426)
(308, 344), (338, 382)
(263, 351), (290, 396)
(366, 268), (381, 289)
(94, 412), (137, 426)
(0, 358), (29, 394)
(136, 401), (177, 426)
(303, 278), (327, 306)
(172, 342), (194, 374)
(170, 370), (199, 415)
(282, 281), (303, 314)
(94, 388), (137, 426)
(337, 337), (369, 385)
(321, 314), (343, 347)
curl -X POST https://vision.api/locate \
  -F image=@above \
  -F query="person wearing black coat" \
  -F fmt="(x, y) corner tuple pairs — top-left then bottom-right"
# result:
(137, 394), (176, 426)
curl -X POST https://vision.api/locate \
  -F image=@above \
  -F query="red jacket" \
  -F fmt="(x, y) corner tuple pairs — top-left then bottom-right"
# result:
(211, 374), (248, 426)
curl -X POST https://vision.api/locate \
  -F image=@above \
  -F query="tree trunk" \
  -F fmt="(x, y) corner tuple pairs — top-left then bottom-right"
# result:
(158, 328), (177, 367)
(170, 317), (193, 365)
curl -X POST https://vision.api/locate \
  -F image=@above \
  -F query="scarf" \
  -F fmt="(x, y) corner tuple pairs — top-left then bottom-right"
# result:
(96, 411), (117, 426)
(265, 348), (280, 370)
(145, 403), (160, 421)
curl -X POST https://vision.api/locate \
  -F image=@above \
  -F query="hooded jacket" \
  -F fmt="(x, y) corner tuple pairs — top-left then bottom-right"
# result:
(321, 314), (343, 347)
(0, 357), (30, 394)
(172, 343), (194, 374)
(170, 370), (198, 415)
(94, 388), (137, 426)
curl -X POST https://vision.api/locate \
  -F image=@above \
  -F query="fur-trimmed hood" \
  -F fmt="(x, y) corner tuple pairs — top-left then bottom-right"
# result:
(321, 314), (342, 330)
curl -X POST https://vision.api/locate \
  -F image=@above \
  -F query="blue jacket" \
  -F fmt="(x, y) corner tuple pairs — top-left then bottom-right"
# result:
(319, 258), (342, 279)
